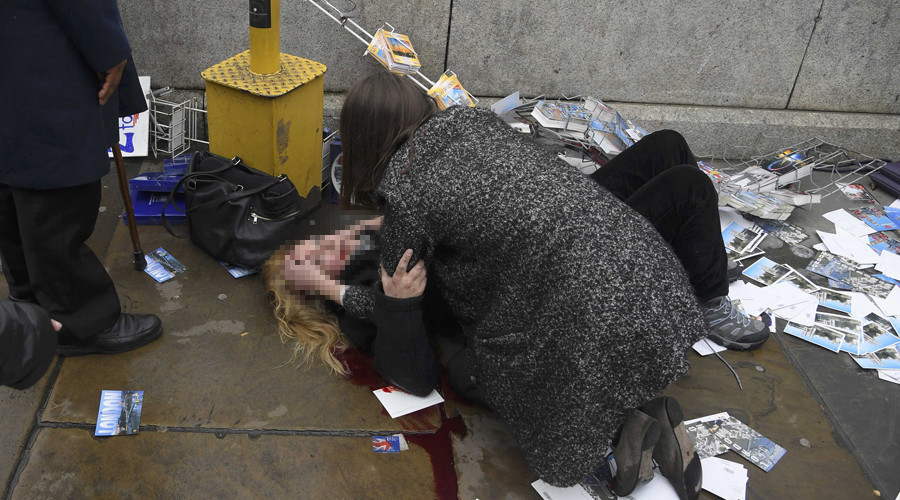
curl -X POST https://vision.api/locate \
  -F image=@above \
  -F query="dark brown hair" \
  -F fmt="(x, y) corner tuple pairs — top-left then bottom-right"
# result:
(339, 70), (437, 210)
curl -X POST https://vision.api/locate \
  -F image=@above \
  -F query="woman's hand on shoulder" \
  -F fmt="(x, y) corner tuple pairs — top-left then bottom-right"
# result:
(381, 249), (426, 299)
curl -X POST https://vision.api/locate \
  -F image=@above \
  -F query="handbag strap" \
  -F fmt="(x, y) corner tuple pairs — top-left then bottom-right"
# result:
(162, 157), (293, 238)
(161, 155), (242, 238)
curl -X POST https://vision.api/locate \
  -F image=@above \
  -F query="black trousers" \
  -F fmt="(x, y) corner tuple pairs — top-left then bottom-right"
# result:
(0, 181), (120, 339)
(590, 130), (728, 302)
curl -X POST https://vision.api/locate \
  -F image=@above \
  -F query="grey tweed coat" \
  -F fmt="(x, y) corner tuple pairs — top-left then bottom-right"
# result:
(343, 106), (709, 486)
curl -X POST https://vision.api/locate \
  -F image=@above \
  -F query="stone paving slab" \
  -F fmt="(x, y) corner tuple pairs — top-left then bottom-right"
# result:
(43, 224), (440, 433)
(9, 428), (436, 499)
(444, 336), (878, 499)
(662, 339), (876, 499)
(0, 369), (54, 496)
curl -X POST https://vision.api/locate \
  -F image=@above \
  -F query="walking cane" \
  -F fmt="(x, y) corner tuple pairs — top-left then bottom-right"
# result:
(112, 144), (147, 270)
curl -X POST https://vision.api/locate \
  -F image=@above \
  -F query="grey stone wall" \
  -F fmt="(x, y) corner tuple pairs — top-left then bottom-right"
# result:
(120, 0), (898, 114)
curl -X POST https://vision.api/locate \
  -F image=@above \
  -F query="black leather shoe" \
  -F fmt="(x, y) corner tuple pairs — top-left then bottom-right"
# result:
(610, 409), (661, 497)
(57, 313), (163, 357)
(641, 396), (702, 500)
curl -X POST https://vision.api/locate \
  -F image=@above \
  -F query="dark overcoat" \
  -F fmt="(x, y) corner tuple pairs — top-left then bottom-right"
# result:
(0, 0), (133, 189)
(343, 106), (709, 486)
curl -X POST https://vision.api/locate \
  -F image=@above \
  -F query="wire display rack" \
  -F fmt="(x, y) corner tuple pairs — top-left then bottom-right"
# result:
(302, 0), (477, 107)
(727, 138), (888, 200)
(148, 87), (208, 158)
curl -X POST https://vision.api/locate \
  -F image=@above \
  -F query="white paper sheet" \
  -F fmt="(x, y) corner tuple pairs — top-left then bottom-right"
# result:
(693, 338), (727, 356)
(823, 209), (878, 237)
(816, 231), (880, 265)
(719, 207), (751, 232)
(876, 249), (900, 282)
(531, 480), (595, 500)
(771, 295), (818, 326)
(372, 386), (444, 418)
(701, 456), (748, 500)
(878, 370), (900, 385)
(872, 286), (900, 318)
(850, 293), (880, 320)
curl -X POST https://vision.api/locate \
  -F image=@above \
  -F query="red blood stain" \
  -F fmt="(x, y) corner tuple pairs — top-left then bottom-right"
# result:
(406, 406), (467, 500)
(333, 347), (385, 391)
(333, 347), (470, 499)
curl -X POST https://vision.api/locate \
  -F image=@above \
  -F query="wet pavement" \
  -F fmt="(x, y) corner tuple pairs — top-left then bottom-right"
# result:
(1, 157), (895, 499)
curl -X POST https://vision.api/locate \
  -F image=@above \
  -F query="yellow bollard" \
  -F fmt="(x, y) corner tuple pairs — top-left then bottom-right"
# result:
(202, 0), (327, 198)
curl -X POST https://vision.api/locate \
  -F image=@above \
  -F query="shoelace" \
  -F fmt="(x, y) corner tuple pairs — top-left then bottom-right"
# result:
(722, 297), (751, 327)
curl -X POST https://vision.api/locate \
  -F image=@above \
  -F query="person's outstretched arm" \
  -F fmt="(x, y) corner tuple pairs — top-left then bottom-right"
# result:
(0, 301), (60, 389)
(367, 249), (439, 397)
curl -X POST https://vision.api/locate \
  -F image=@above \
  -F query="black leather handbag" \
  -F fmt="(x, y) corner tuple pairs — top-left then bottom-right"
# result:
(163, 152), (303, 269)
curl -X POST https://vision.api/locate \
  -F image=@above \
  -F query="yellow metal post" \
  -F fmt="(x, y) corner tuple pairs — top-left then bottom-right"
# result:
(249, 0), (280, 74)
(202, 1), (326, 198)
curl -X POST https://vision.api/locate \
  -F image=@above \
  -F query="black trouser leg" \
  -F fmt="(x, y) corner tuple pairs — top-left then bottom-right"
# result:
(591, 130), (728, 302)
(0, 181), (120, 339)
(0, 185), (34, 301)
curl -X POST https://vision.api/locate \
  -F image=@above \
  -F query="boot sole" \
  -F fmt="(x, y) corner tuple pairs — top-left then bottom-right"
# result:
(57, 324), (164, 357)
(648, 397), (702, 500)
(611, 414), (661, 496)
(708, 333), (769, 351)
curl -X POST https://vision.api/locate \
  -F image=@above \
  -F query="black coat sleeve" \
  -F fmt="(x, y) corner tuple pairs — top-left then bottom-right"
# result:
(340, 286), (439, 397)
(0, 301), (57, 390)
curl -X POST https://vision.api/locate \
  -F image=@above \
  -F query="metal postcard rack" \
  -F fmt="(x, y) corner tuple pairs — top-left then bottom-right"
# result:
(726, 137), (888, 201)
(148, 87), (208, 158)
(302, 0), (477, 107)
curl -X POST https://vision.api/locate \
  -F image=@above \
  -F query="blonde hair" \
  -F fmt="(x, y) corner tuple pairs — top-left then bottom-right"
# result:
(264, 249), (349, 375)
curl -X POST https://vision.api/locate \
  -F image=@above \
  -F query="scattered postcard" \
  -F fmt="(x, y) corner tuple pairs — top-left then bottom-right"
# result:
(618, 465), (681, 500)
(743, 257), (790, 285)
(878, 370), (900, 384)
(95, 390), (143, 436)
(722, 221), (764, 256)
(852, 345), (900, 370)
(733, 250), (766, 262)
(838, 183), (878, 204)
(372, 386), (444, 419)
(693, 338), (727, 356)
(848, 272), (896, 300)
(531, 479), (605, 500)
(867, 232), (900, 256)
(839, 331), (861, 355)
(777, 267), (820, 294)
(814, 311), (862, 335)
(770, 294), (818, 326)
(875, 249), (900, 282)
(816, 230), (879, 265)
(220, 261), (259, 278)
(871, 285), (900, 314)
(849, 206), (899, 232)
(784, 322), (844, 353)
(144, 247), (186, 283)
(885, 207), (900, 227)
(372, 434), (409, 453)
(816, 288), (853, 314)
(807, 252), (853, 281)
(701, 457), (748, 500)
(850, 292), (881, 320)
(685, 412), (732, 459)
(694, 414), (786, 472)
(747, 216), (808, 245)
(860, 314), (900, 355)
(823, 209), (878, 238)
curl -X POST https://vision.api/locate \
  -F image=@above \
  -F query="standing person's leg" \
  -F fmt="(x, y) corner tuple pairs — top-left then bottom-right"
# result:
(8, 181), (162, 355)
(10, 181), (121, 338)
(590, 130), (697, 200)
(0, 185), (35, 302)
